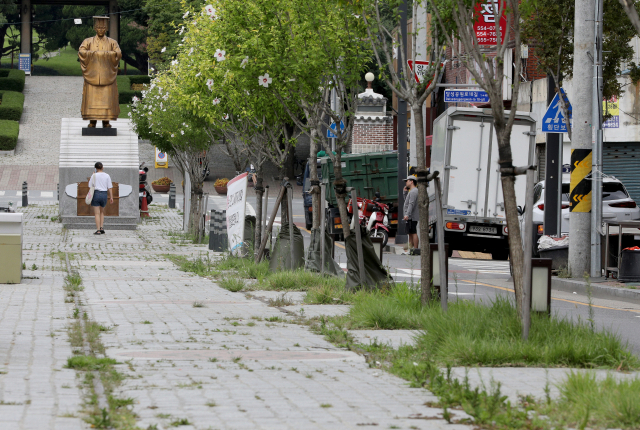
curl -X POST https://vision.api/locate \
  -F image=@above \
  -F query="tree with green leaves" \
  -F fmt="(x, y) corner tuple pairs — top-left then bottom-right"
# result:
(521, 0), (637, 135)
(362, 0), (445, 303)
(129, 80), (211, 240)
(431, 0), (529, 319)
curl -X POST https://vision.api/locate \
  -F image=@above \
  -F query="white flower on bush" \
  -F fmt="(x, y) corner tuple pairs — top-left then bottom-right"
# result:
(258, 73), (272, 87)
(179, 26), (185, 35)
(182, 10), (189, 18)
(195, 72), (201, 77)
(241, 56), (248, 68)
(212, 97), (221, 105)
(171, 133), (175, 137)
(132, 96), (139, 103)
(189, 47), (194, 55)
(161, 47), (166, 53)
(171, 59), (178, 66)
(223, 114), (229, 120)
(204, 5), (217, 19)
(206, 79), (214, 90)
(215, 49), (226, 62)
(181, 130), (185, 135)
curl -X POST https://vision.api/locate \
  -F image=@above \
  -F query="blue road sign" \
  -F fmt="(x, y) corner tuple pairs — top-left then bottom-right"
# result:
(542, 89), (572, 133)
(444, 89), (489, 103)
(18, 54), (31, 74)
(326, 121), (345, 138)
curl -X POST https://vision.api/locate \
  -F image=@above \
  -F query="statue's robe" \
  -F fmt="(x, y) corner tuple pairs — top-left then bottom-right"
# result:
(78, 36), (121, 121)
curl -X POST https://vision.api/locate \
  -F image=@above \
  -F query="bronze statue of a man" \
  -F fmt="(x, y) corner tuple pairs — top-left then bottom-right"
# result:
(78, 16), (121, 128)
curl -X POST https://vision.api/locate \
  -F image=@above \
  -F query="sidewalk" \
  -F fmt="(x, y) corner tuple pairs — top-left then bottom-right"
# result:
(5, 202), (639, 429)
(4, 203), (469, 429)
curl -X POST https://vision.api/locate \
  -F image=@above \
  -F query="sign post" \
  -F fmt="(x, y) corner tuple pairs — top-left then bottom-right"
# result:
(541, 87), (572, 237)
(18, 54), (31, 75)
(226, 172), (248, 256)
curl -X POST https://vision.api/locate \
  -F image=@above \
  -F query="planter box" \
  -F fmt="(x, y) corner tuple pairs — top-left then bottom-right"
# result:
(215, 186), (228, 195)
(152, 184), (170, 193)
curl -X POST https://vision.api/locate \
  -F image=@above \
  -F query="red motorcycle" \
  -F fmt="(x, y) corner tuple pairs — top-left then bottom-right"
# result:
(347, 196), (390, 247)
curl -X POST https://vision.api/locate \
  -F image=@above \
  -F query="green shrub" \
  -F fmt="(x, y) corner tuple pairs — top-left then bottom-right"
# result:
(0, 91), (25, 121)
(0, 120), (19, 151)
(128, 75), (151, 85)
(117, 75), (148, 104)
(0, 69), (26, 92)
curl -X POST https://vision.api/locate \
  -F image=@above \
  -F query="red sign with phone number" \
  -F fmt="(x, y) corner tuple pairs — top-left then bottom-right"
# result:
(473, 0), (506, 45)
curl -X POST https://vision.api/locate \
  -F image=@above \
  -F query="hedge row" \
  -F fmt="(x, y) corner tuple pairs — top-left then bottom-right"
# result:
(117, 75), (151, 104)
(0, 70), (26, 92)
(0, 120), (19, 151)
(0, 91), (25, 121)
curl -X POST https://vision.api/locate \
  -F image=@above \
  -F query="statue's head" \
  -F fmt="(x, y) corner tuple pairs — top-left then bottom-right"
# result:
(93, 16), (109, 38)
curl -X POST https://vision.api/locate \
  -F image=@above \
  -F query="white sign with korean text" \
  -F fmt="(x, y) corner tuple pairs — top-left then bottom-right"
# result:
(226, 173), (248, 256)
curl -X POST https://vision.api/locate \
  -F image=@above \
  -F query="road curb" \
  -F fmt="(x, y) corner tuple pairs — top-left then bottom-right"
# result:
(551, 277), (640, 303)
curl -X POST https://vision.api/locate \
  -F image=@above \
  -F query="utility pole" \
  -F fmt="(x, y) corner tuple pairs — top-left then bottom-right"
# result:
(591, 0), (604, 277)
(396, 0), (409, 245)
(569, 0), (595, 277)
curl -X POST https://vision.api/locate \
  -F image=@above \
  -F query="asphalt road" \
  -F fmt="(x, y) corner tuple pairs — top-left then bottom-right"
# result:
(11, 191), (640, 356)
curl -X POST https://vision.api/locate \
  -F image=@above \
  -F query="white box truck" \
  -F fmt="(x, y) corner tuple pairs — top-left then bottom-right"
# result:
(430, 107), (536, 260)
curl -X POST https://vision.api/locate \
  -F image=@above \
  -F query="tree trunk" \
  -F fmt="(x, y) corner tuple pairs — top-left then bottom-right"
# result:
(332, 152), (351, 239)
(495, 130), (525, 318)
(309, 128), (321, 229)
(254, 170), (264, 261)
(189, 184), (205, 241)
(412, 106), (433, 304)
(280, 165), (289, 224)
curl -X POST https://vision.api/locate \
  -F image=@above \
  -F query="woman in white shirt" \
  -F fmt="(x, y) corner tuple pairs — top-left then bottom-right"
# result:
(90, 162), (114, 234)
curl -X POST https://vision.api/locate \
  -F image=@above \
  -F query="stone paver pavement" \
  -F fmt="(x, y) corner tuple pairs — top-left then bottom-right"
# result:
(6, 202), (639, 429)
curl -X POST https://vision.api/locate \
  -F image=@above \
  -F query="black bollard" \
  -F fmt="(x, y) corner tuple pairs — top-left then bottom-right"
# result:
(22, 181), (28, 207)
(168, 182), (176, 208)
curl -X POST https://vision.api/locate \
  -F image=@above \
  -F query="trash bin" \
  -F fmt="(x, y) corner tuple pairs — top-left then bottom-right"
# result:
(0, 213), (23, 283)
(618, 247), (640, 282)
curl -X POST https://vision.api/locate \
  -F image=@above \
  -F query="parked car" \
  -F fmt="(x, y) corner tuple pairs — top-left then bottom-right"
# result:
(521, 175), (640, 253)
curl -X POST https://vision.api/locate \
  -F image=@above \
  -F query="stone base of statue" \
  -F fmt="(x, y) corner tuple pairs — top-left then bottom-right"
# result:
(59, 118), (139, 230)
(82, 127), (118, 136)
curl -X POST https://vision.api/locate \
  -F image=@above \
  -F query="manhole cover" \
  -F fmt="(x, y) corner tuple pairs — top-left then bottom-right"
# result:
(110, 349), (362, 362)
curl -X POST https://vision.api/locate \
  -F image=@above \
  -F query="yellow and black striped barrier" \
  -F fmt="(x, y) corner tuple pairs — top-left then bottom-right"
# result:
(570, 149), (592, 213)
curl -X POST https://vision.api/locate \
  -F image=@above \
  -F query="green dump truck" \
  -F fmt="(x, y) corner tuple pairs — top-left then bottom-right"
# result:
(320, 151), (399, 237)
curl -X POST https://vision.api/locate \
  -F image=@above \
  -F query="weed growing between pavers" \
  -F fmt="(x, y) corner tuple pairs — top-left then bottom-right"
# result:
(554, 371), (640, 428)
(63, 271), (139, 429)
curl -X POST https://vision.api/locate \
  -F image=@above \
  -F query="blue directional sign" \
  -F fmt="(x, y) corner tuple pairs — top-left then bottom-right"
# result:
(326, 121), (345, 138)
(542, 89), (572, 133)
(444, 89), (489, 103)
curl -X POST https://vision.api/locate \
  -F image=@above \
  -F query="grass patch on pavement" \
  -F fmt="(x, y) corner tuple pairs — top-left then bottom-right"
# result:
(66, 355), (117, 371)
(330, 282), (638, 370)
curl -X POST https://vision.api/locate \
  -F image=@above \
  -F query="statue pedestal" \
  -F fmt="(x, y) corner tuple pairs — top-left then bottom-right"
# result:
(82, 127), (118, 136)
(59, 118), (139, 230)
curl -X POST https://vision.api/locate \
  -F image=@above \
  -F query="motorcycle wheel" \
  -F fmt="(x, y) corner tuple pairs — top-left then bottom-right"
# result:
(369, 228), (389, 248)
(146, 193), (153, 205)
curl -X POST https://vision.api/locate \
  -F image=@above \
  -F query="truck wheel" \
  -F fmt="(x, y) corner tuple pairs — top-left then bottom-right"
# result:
(491, 249), (510, 260)
(369, 228), (389, 247)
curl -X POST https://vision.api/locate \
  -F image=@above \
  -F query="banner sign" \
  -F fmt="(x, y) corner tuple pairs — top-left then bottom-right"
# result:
(226, 172), (248, 255)
(474, 0), (506, 45)
(444, 89), (490, 103)
(603, 97), (619, 128)
(18, 54), (31, 74)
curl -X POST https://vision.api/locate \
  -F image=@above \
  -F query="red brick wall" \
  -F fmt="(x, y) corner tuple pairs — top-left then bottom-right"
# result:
(353, 122), (394, 151)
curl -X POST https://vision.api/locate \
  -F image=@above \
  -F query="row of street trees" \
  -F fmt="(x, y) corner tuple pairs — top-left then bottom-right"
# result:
(129, 0), (640, 332)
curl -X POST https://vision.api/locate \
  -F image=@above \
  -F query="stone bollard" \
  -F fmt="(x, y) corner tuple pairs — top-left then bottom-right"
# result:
(22, 182), (28, 207)
(168, 183), (176, 209)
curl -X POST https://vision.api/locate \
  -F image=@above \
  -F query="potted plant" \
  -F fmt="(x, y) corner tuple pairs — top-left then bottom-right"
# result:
(151, 177), (172, 193)
(214, 178), (230, 195)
